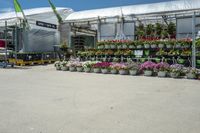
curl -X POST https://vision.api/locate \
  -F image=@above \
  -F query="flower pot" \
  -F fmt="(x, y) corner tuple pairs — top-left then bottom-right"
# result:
(129, 45), (135, 49)
(144, 44), (150, 49)
(93, 68), (101, 73)
(158, 71), (167, 77)
(122, 44), (128, 49)
(117, 45), (123, 49)
(69, 67), (76, 72)
(84, 68), (91, 73)
(119, 70), (129, 75)
(151, 44), (157, 49)
(166, 44), (173, 49)
(144, 70), (153, 76)
(56, 66), (61, 70)
(170, 72), (180, 78)
(76, 67), (83, 72)
(158, 44), (165, 48)
(98, 45), (104, 49)
(105, 45), (111, 49)
(111, 69), (118, 74)
(101, 69), (109, 74)
(110, 45), (117, 49)
(61, 66), (69, 71)
(175, 44), (181, 48)
(129, 70), (138, 76)
(186, 73), (197, 79)
(136, 45), (143, 49)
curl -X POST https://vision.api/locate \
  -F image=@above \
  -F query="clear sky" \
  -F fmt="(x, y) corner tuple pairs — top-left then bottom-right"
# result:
(0, 0), (171, 12)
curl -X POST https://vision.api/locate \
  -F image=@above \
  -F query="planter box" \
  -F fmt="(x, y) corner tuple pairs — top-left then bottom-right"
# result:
(158, 71), (167, 77)
(93, 68), (101, 73)
(129, 70), (138, 76)
(76, 67), (83, 72)
(119, 70), (129, 75)
(111, 69), (118, 74)
(144, 70), (153, 76)
(84, 68), (91, 73)
(101, 69), (109, 74)
(61, 66), (69, 71)
(69, 67), (76, 72)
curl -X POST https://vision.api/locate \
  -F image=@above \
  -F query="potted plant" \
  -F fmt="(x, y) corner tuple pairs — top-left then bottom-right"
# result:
(97, 42), (105, 49)
(176, 40), (182, 48)
(110, 63), (119, 74)
(75, 62), (83, 72)
(104, 41), (111, 49)
(186, 67), (199, 79)
(100, 62), (111, 74)
(140, 61), (156, 76)
(166, 40), (175, 49)
(128, 41), (135, 49)
(158, 41), (165, 48)
(144, 41), (150, 49)
(135, 40), (143, 49)
(169, 64), (183, 78)
(117, 63), (129, 75)
(150, 41), (158, 49)
(60, 61), (69, 71)
(117, 41), (123, 49)
(128, 62), (140, 76)
(110, 41), (117, 49)
(83, 61), (92, 73)
(68, 61), (77, 72)
(182, 39), (192, 48)
(54, 61), (62, 70)
(92, 62), (102, 73)
(154, 62), (169, 77)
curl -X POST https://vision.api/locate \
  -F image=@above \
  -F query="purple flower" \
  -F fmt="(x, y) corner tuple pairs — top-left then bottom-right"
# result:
(140, 61), (156, 71)
(154, 62), (169, 71)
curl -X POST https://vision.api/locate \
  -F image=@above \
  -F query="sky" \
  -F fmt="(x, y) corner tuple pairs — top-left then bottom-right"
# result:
(0, 0), (172, 12)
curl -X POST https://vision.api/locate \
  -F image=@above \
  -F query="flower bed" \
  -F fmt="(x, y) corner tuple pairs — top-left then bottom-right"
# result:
(55, 60), (199, 80)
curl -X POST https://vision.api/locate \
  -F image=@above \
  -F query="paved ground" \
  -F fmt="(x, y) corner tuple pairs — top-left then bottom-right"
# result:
(0, 65), (200, 133)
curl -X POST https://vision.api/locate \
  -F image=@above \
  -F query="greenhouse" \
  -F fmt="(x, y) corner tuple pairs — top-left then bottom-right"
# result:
(63, 0), (200, 69)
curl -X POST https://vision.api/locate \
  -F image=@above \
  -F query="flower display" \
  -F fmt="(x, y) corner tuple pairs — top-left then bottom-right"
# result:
(140, 61), (156, 71)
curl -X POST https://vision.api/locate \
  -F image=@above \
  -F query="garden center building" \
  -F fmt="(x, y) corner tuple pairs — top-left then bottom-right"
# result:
(0, 0), (200, 67)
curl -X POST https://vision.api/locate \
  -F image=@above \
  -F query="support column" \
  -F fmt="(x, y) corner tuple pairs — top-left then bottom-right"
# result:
(192, 12), (196, 68)
(97, 17), (101, 42)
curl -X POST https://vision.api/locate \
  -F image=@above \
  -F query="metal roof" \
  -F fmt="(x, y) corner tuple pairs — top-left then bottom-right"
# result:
(0, 7), (73, 22)
(65, 0), (200, 22)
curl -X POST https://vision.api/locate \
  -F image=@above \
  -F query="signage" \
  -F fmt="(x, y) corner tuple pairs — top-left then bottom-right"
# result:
(36, 21), (57, 29)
